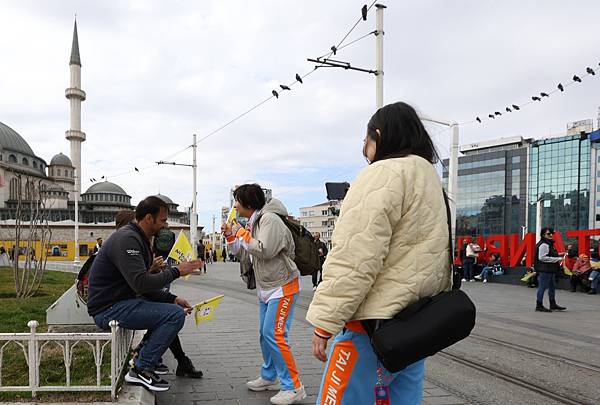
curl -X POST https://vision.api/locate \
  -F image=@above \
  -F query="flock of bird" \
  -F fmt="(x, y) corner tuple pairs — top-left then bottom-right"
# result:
(475, 65), (597, 123)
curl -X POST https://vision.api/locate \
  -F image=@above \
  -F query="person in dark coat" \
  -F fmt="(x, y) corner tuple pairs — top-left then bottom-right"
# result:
(534, 227), (566, 312)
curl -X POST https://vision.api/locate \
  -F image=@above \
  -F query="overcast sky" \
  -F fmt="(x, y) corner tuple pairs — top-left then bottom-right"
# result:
(1, 0), (599, 230)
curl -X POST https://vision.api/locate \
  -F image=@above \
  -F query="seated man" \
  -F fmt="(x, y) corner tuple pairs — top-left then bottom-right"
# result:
(475, 253), (503, 283)
(87, 196), (202, 392)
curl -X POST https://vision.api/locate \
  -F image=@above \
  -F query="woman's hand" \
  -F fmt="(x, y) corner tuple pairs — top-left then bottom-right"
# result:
(312, 335), (329, 362)
(149, 256), (166, 273)
(221, 222), (232, 237)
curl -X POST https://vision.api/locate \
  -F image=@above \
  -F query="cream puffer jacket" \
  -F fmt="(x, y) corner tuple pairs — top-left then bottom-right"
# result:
(306, 155), (452, 335)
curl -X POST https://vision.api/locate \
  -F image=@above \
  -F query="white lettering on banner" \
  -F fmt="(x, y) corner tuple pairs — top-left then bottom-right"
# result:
(276, 297), (291, 334)
(323, 348), (353, 404)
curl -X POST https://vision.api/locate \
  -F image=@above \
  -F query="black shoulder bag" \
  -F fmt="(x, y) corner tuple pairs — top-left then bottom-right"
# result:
(364, 190), (476, 373)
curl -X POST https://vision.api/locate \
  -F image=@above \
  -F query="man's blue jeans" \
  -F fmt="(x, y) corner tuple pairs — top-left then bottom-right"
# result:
(590, 270), (600, 290)
(536, 272), (555, 303)
(93, 298), (185, 372)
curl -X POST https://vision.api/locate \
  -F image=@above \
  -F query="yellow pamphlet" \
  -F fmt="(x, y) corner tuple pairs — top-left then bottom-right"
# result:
(193, 294), (225, 326)
(520, 272), (535, 282)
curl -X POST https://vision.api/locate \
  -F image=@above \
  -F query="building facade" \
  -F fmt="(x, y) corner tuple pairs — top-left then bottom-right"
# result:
(443, 136), (529, 237)
(527, 133), (590, 236)
(298, 201), (340, 247)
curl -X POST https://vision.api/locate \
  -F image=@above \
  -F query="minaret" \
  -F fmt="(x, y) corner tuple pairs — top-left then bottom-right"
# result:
(65, 19), (86, 199)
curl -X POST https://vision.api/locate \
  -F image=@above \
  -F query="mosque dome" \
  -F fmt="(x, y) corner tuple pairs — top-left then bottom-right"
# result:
(85, 181), (128, 195)
(155, 193), (174, 204)
(50, 153), (73, 167)
(0, 121), (36, 156)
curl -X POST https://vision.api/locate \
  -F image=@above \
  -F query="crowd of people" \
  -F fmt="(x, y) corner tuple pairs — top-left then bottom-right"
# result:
(85, 102), (452, 404)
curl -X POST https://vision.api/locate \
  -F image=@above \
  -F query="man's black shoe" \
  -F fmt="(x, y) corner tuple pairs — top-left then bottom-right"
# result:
(154, 363), (169, 375)
(535, 305), (552, 312)
(125, 367), (170, 392)
(176, 356), (203, 378)
(549, 301), (566, 311)
(588, 289), (597, 295)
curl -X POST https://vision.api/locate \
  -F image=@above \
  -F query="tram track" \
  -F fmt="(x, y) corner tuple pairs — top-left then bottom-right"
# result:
(190, 276), (599, 404)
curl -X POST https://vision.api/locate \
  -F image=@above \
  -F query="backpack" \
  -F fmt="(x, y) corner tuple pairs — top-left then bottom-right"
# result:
(76, 254), (96, 304)
(154, 229), (176, 257)
(257, 213), (321, 276)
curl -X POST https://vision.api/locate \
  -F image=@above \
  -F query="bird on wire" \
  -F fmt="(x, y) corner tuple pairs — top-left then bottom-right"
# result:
(558, 83), (564, 92)
(494, 111), (502, 116)
(361, 5), (368, 21)
(476, 117), (481, 123)
(272, 90), (279, 98)
(331, 45), (337, 55)
(512, 104), (520, 110)
(587, 67), (595, 75)
(488, 114), (495, 119)
(100, 176), (105, 180)
(280, 85), (291, 91)
(134, 167), (139, 172)
(540, 92), (549, 97)
(506, 107), (512, 113)
(295, 74), (303, 84)
(532, 96), (541, 101)
(573, 75), (582, 82)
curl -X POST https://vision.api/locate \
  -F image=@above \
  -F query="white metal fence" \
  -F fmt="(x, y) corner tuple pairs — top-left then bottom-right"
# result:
(0, 319), (134, 399)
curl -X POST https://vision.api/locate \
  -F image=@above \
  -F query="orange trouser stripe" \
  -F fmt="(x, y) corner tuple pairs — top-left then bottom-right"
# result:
(274, 295), (300, 389)
(318, 340), (358, 405)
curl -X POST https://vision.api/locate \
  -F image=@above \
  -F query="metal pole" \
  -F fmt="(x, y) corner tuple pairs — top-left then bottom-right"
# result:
(212, 214), (216, 253)
(375, 4), (386, 109)
(190, 134), (198, 252)
(447, 123), (459, 242)
(536, 198), (543, 243)
(74, 170), (80, 264)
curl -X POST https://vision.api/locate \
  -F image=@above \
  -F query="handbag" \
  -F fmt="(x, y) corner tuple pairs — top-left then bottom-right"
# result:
(364, 190), (476, 373)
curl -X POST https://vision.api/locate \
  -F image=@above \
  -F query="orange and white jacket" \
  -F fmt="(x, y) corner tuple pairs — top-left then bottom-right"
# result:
(306, 155), (452, 336)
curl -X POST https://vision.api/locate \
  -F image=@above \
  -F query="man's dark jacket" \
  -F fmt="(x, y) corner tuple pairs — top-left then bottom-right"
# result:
(87, 222), (180, 316)
(534, 238), (560, 274)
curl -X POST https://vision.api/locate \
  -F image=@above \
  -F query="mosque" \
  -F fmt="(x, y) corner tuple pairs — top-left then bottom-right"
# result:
(0, 21), (190, 259)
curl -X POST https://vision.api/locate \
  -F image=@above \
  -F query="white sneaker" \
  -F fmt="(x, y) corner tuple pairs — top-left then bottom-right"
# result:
(247, 376), (280, 391)
(270, 384), (307, 404)
(474, 275), (482, 280)
(483, 279), (488, 283)
(461, 278), (467, 282)
(312, 286), (317, 291)
(469, 279), (475, 282)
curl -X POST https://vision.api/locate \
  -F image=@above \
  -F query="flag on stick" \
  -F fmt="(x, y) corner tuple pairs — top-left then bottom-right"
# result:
(168, 231), (196, 279)
(193, 294), (225, 325)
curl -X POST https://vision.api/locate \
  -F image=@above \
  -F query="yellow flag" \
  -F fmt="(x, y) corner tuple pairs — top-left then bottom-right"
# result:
(168, 231), (196, 263)
(520, 272), (535, 282)
(227, 207), (238, 225)
(563, 265), (573, 276)
(591, 260), (600, 269)
(193, 294), (224, 326)
(168, 231), (196, 280)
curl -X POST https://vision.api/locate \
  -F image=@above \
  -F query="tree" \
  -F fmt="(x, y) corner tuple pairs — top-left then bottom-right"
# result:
(11, 173), (52, 298)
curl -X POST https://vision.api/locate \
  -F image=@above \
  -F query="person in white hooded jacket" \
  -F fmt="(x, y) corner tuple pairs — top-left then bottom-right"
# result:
(306, 102), (452, 405)
(223, 184), (306, 405)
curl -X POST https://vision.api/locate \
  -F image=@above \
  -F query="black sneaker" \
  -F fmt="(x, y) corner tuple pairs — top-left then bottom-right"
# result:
(125, 367), (170, 392)
(154, 363), (169, 375)
(176, 356), (203, 378)
(535, 305), (552, 312)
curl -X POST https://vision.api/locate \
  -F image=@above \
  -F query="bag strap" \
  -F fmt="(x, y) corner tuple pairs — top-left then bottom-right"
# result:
(442, 189), (455, 287)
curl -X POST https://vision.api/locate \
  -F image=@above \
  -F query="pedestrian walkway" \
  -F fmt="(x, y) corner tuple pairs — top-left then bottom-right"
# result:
(155, 263), (466, 405)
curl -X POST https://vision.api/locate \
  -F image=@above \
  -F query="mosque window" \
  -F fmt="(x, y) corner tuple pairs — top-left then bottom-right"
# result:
(9, 178), (19, 200)
(9, 155), (16, 163)
(33, 161), (38, 169)
(22, 158), (28, 166)
(57, 169), (62, 176)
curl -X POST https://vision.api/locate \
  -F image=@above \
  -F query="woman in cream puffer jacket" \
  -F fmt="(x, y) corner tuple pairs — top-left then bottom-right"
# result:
(307, 102), (452, 405)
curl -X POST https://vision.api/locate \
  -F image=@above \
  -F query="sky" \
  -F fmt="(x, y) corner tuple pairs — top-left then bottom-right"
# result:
(1, 0), (599, 230)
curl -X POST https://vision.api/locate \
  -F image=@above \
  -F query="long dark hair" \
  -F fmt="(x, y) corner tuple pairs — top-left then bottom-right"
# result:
(366, 102), (439, 164)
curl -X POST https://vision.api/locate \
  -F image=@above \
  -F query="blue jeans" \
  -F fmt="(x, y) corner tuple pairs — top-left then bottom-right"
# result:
(536, 273), (555, 303)
(590, 270), (600, 290)
(316, 328), (424, 404)
(93, 298), (185, 372)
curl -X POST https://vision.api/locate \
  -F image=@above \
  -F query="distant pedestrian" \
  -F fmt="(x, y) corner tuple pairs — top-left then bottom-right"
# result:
(534, 227), (566, 312)
(307, 102), (451, 404)
(223, 184), (306, 404)
(462, 242), (480, 282)
(571, 254), (591, 292)
(92, 237), (103, 255)
(212, 249), (217, 263)
(221, 248), (227, 262)
(312, 232), (328, 290)
(196, 243), (207, 273)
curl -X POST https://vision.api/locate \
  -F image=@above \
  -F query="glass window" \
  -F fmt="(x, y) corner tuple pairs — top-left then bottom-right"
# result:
(512, 156), (521, 163)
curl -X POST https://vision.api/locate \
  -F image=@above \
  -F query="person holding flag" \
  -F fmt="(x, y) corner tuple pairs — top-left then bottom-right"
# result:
(222, 184), (306, 405)
(87, 197), (203, 392)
